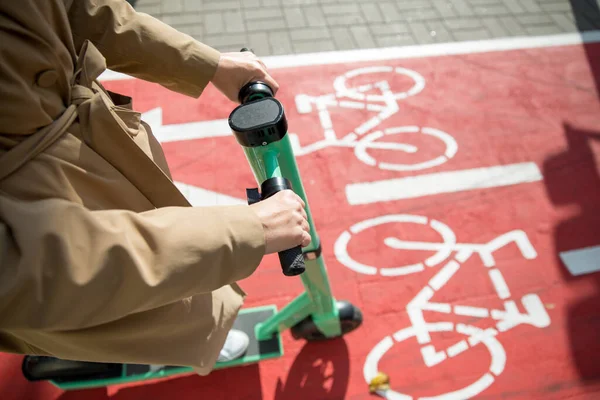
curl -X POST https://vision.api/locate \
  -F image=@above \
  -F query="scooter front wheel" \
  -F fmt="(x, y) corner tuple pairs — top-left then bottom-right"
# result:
(291, 300), (363, 341)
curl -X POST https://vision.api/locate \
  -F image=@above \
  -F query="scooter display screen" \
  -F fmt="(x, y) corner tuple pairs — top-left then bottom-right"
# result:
(229, 98), (288, 147)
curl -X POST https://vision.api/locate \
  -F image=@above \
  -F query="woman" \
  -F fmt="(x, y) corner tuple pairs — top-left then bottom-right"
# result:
(0, 0), (310, 375)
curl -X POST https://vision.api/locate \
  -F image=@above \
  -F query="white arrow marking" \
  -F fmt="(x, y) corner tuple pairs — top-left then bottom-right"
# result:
(346, 162), (543, 205)
(142, 108), (232, 143)
(559, 245), (600, 276)
(174, 181), (245, 207)
(135, 110), (245, 207)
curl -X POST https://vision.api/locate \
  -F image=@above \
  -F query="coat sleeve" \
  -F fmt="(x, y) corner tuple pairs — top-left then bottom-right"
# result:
(66, 0), (221, 98)
(0, 194), (265, 331)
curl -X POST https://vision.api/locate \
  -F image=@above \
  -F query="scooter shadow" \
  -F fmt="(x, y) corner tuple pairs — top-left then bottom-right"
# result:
(57, 339), (350, 400)
(58, 363), (263, 400)
(542, 122), (600, 386)
(274, 338), (350, 400)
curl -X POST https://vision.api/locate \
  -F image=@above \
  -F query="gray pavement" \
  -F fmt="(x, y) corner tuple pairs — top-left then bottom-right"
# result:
(133, 0), (600, 56)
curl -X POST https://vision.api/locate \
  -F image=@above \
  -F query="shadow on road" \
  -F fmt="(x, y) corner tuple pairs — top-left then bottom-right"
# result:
(273, 339), (350, 400)
(542, 122), (600, 385)
(548, 0), (600, 386)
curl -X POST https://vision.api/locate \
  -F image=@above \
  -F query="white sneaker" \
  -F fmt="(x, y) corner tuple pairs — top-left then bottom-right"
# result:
(217, 329), (249, 362)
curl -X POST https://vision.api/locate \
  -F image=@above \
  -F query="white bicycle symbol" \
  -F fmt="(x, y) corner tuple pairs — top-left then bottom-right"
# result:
(334, 214), (551, 399)
(290, 66), (458, 171)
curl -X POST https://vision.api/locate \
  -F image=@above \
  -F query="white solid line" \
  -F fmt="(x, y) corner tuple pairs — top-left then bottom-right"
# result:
(559, 245), (600, 276)
(263, 31), (600, 69)
(454, 305), (490, 318)
(429, 260), (460, 291)
(489, 269), (511, 300)
(158, 119), (232, 143)
(140, 108), (233, 143)
(98, 31), (600, 82)
(174, 182), (245, 207)
(346, 162), (543, 205)
(98, 69), (132, 81)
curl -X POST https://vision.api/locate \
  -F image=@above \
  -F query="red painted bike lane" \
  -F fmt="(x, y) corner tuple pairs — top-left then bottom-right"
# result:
(2, 39), (600, 400)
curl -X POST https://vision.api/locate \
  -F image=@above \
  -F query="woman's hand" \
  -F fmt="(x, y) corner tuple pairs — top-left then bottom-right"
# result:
(250, 190), (311, 254)
(211, 51), (279, 103)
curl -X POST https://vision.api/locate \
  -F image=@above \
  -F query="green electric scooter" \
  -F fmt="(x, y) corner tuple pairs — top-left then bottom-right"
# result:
(21, 54), (363, 389)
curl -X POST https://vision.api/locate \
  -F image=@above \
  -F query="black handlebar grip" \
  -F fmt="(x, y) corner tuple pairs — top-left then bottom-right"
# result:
(259, 177), (306, 276)
(279, 246), (306, 276)
(238, 81), (274, 104)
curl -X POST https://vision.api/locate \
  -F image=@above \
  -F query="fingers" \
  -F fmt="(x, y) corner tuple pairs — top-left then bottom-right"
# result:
(245, 53), (279, 96)
(256, 58), (267, 70)
(212, 51), (280, 104)
(282, 190), (310, 247)
(296, 216), (311, 248)
(291, 192), (308, 225)
(261, 71), (279, 96)
(298, 199), (310, 247)
(301, 230), (312, 248)
(293, 191), (306, 209)
(249, 66), (278, 96)
(300, 206), (308, 222)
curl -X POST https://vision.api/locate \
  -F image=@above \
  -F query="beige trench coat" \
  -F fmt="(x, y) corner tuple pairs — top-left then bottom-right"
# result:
(0, 0), (265, 374)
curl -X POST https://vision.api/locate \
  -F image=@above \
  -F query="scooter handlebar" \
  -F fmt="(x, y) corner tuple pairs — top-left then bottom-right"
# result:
(238, 49), (306, 277)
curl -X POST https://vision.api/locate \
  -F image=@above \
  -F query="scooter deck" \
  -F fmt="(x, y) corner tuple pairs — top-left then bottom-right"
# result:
(43, 305), (282, 390)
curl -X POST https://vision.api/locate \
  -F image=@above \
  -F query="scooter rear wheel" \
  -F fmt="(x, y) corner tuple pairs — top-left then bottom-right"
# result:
(291, 300), (362, 341)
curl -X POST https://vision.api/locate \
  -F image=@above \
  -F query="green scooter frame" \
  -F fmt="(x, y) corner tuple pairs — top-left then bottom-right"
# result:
(21, 78), (363, 391)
